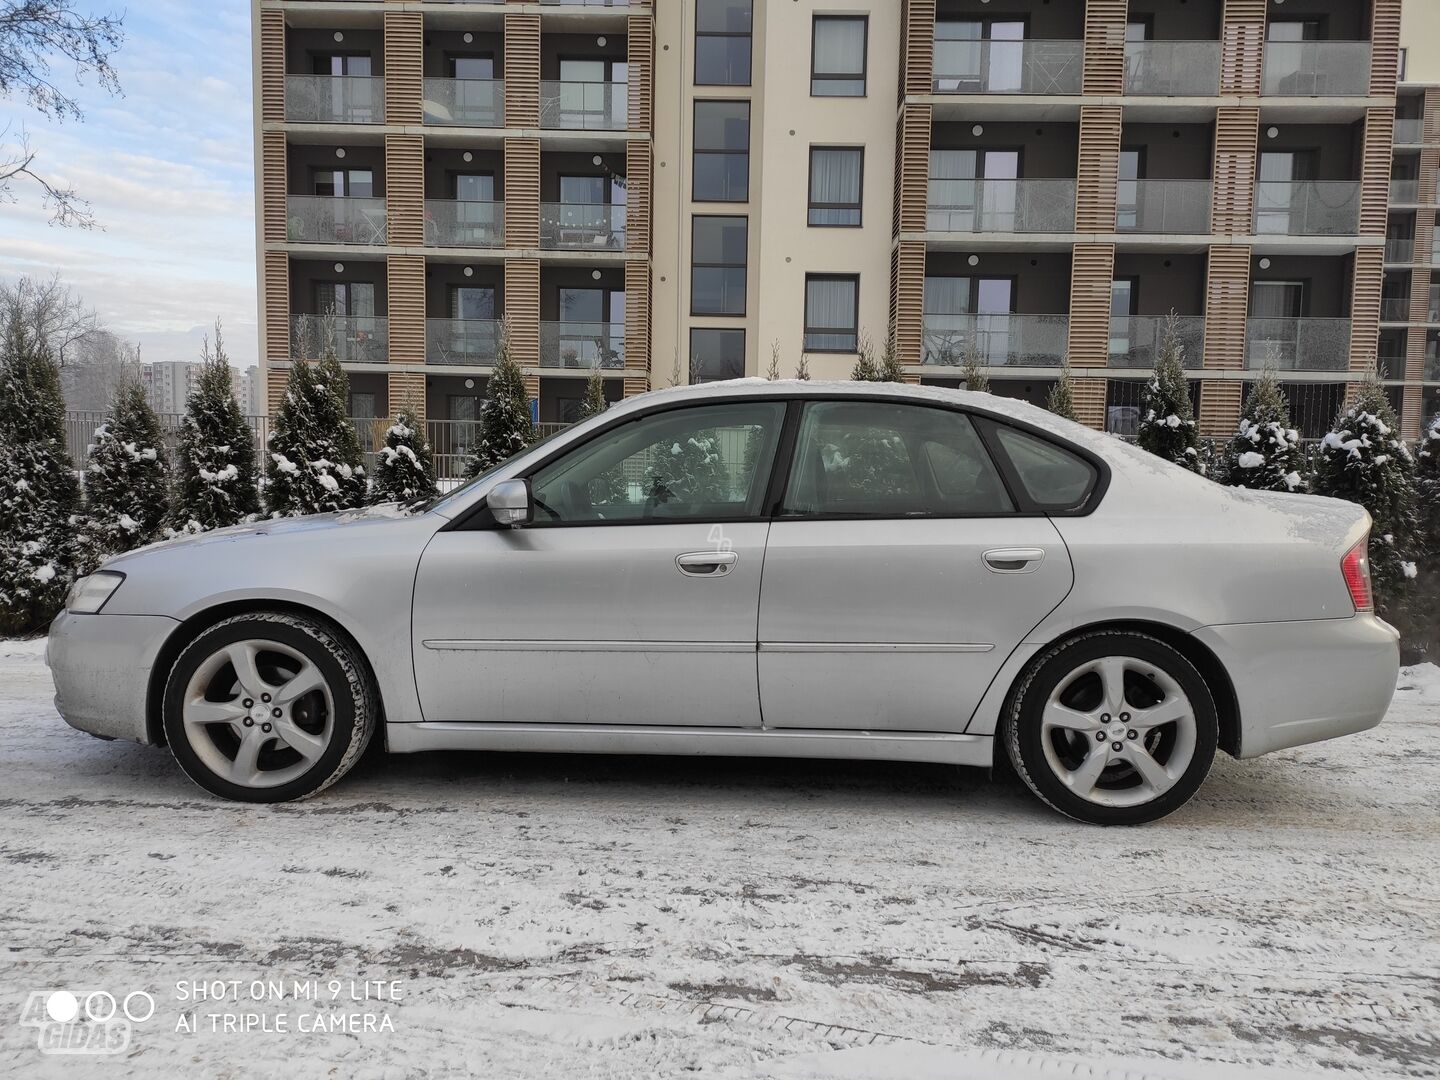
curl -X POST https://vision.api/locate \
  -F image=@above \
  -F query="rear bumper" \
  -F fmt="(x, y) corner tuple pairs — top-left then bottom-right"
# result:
(1193, 614), (1399, 759)
(48, 610), (179, 744)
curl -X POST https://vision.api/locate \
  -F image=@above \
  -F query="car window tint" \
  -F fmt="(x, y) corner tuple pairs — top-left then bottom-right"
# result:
(991, 424), (1097, 510)
(530, 402), (785, 524)
(781, 401), (1013, 517)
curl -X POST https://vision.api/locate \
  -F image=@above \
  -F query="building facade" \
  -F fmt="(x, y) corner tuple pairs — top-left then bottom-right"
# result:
(142, 361), (203, 416)
(252, 0), (1438, 439)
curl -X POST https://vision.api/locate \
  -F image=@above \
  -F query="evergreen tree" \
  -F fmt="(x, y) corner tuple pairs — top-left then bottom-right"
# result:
(1413, 413), (1440, 659)
(265, 342), (367, 516)
(172, 325), (262, 532)
(577, 365), (608, 420)
(0, 304), (84, 635)
(795, 352), (811, 381)
(369, 409), (438, 505)
(1136, 312), (1203, 473)
(1047, 360), (1077, 421)
(83, 377), (171, 557)
(645, 430), (729, 507)
(1218, 370), (1308, 492)
(960, 337), (990, 393)
(1312, 384), (1419, 637)
(767, 341), (781, 380)
(465, 321), (534, 477)
(850, 333), (880, 381)
(877, 336), (905, 383)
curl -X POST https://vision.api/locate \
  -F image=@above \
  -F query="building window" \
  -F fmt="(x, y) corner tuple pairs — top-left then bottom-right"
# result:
(693, 101), (750, 202)
(811, 15), (867, 96)
(696, 0), (752, 86)
(691, 216), (748, 316)
(690, 328), (746, 382)
(808, 147), (863, 226)
(804, 274), (859, 352)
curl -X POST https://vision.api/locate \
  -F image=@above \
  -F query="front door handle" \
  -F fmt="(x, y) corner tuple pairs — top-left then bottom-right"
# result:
(983, 547), (1046, 574)
(676, 551), (738, 577)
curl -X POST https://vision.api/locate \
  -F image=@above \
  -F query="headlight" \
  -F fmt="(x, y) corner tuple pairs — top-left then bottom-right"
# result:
(66, 571), (125, 614)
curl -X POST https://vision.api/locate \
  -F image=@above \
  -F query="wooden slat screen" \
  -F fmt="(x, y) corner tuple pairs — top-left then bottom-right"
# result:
(386, 255), (425, 365)
(627, 14), (654, 133)
(384, 133), (424, 246)
(624, 260), (651, 375)
(504, 259), (540, 368)
(1220, 0), (1266, 96)
(504, 138), (541, 248)
(504, 14), (541, 128)
(382, 12), (423, 125)
(260, 9), (286, 123)
(262, 251), (291, 368)
(1065, 244), (1116, 368)
(387, 371), (426, 421)
(1347, 246), (1384, 374)
(1076, 106), (1121, 233)
(623, 374), (651, 398)
(1425, 87), (1440, 143)
(1202, 246), (1252, 370)
(625, 140), (652, 254)
(1211, 108), (1259, 235)
(1198, 381), (1243, 438)
(900, 0), (937, 98)
(1358, 109), (1394, 235)
(892, 105), (931, 236)
(262, 131), (287, 243)
(1082, 0), (1128, 96)
(1072, 377), (1107, 431)
(1370, 0), (1402, 97)
(265, 366), (290, 415)
(889, 240), (926, 367)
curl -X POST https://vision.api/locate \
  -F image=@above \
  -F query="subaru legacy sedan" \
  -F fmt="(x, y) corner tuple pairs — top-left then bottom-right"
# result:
(48, 382), (1398, 825)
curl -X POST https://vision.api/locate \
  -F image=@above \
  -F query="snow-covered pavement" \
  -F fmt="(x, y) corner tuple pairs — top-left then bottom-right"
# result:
(1, 638), (1437, 1078)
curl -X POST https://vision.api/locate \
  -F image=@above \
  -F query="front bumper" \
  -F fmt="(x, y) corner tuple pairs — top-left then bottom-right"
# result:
(1193, 613), (1399, 759)
(48, 610), (180, 744)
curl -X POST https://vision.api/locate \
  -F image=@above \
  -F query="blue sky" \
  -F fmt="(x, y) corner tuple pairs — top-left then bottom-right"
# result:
(1, 0), (258, 367)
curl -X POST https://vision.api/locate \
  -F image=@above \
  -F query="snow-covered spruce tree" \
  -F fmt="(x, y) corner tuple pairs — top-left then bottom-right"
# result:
(577, 364), (607, 420)
(877, 336), (905, 383)
(83, 378), (171, 557)
(1047, 360), (1077, 421)
(1136, 312), (1202, 473)
(0, 306), (84, 635)
(1218, 370), (1308, 493)
(960, 337), (990, 392)
(172, 327), (261, 532)
(1312, 384), (1419, 637)
(464, 322), (534, 478)
(850, 333), (880, 381)
(1413, 414), (1440, 658)
(265, 348), (367, 517)
(369, 409), (438, 505)
(645, 429), (730, 506)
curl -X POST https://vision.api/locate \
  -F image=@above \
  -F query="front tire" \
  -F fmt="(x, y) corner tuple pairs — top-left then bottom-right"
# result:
(162, 612), (377, 803)
(1004, 631), (1218, 825)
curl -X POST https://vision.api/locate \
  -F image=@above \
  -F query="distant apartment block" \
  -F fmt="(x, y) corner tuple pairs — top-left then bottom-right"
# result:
(142, 361), (202, 416)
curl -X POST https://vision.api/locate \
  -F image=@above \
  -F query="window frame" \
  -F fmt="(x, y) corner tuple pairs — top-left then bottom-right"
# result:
(810, 14), (869, 97)
(695, 0), (753, 87)
(807, 146), (864, 227)
(802, 273), (860, 353)
(692, 99), (751, 203)
(690, 214), (749, 317)
(689, 327), (747, 383)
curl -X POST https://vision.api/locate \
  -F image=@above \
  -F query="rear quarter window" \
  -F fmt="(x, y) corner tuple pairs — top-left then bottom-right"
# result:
(991, 424), (1098, 512)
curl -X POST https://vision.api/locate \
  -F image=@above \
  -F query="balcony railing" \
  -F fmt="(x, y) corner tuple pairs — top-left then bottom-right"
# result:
(1261, 42), (1371, 96)
(422, 78), (503, 126)
(541, 321), (625, 368)
(1116, 180), (1212, 234)
(1123, 42), (1221, 96)
(932, 39), (1084, 95)
(1246, 318), (1352, 370)
(1253, 181), (1360, 237)
(425, 200), (503, 248)
(1390, 178), (1419, 205)
(1433, 239), (1440, 265)
(286, 196), (387, 245)
(290, 315), (389, 364)
(1432, 286), (1440, 322)
(285, 75), (383, 124)
(540, 80), (627, 130)
(426, 319), (501, 365)
(1108, 316), (1206, 369)
(1380, 297), (1411, 322)
(1394, 119), (1424, 145)
(540, 202), (625, 249)
(926, 180), (1076, 234)
(1385, 238), (1414, 264)
(921, 314), (1069, 367)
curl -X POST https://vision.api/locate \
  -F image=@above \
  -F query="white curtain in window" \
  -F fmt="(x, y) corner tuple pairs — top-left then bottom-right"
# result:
(807, 278), (856, 330)
(814, 18), (865, 75)
(809, 149), (860, 205)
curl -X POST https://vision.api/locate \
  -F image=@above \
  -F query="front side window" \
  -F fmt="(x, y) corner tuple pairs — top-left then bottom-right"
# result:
(803, 275), (859, 352)
(812, 16), (867, 96)
(693, 101), (750, 202)
(690, 328), (746, 382)
(696, 0), (752, 86)
(781, 401), (1013, 517)
(808, 147), (863, 226)
(530, 401), (784, 524)
(691, 215), (748, 315)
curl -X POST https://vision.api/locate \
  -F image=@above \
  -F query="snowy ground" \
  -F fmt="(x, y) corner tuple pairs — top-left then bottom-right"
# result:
(1, 639), (1437, 1079)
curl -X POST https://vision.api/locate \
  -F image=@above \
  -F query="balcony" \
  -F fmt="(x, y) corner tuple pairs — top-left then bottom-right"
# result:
(426, 319), (501, 365)
(932, 40), (1084, 95)
(540, 203), (625, 250)
(425, 200), (503, 248)
(1393, 119), (1424, 145)
(422, 78), (504, 127)
(1390, 178), (1419, 205)
(921, 314), (1069, 367)
(286, 196), (387, 245)
(540, 80), (627, 130)
(290, 315), (388, 364)
(1385, 238), (1414, 264)
(1261, 42), (1371, 97)
(1116, 181), (1212, 235)
(1245, 318), (1352, 370)
(285, 75), (383, 124)
(1253, 182), (1360, 237)
(926, 180), (1076, 234)
(1381, 297), (1411, 322)
(1123, 42), (1221, 97)
(1108, 316), (1206, 369)
(540, 322), (625, 368)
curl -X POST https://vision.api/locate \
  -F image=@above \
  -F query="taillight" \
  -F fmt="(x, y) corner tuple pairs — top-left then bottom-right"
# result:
(1341, 539), (1373, 613)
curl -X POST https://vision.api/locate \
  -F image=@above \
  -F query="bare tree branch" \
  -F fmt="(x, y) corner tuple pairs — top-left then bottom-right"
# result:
(0, 123), (94, 226)
(0, 273), (100, 368)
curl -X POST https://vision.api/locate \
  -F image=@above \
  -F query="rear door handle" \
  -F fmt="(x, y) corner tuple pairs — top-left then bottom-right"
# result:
(983, 547), (1046, 574)
(676, 551), (739, 577)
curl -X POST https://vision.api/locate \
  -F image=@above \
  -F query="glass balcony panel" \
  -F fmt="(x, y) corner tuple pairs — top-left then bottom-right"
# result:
(540, 322), (625, 368)
(1393, 118), (1423, 144)
(285, 75), (383, 124)
(540, 202), (626, 249)
(1390, 178), (1419, 204)
(1431, 285), (1440, 322)
(1432, 238), (1440, 265)
(290, 315), (388, 364)
(932, 39), (1083, 95)
(286, 196), (387, 245)
(1107, 316), (1205, 369)
(1253, 181), (1360, 236)
(422, 78), (504, 126)
(1385, 238), (1414, 263)
(1245, 318), (1352, 370)
(1123, 42), (1221, 96)
(425, 200), (504, 247)
(540, 80), (628, 130)
(426, 319), (501, 364)
(926, 179), (1075, 233)
(1380, 297), (1411, 321)
(1115, 181), (1212, 234)
(921, 314), (1069, 367)
(1261, 42), (1371, 96)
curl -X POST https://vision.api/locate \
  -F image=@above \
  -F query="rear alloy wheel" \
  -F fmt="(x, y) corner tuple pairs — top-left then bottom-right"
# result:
(163, 613), (377, 802)
(1005, 632), (1218, 825)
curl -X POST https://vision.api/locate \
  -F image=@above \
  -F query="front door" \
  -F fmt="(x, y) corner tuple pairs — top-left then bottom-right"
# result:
(757, 399), (1073, 732)
(412, 400), (787, 726)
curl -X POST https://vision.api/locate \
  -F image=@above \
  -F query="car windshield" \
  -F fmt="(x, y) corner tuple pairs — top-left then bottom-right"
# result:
(411, 427), (571, 516)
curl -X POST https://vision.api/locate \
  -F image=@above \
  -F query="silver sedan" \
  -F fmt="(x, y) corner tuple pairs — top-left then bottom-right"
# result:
(48, 382), (1399, 824)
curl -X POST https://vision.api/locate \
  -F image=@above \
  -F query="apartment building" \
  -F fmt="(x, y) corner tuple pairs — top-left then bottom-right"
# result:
(142, 361), (203, 416)
(252, 0), (1436, 440)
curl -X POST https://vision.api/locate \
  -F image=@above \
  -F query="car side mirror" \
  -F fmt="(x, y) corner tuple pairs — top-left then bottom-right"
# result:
(486, 479), (533, 527)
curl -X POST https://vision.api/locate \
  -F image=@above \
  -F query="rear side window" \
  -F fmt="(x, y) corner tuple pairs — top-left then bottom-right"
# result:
(990, 425), (1097, 511)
